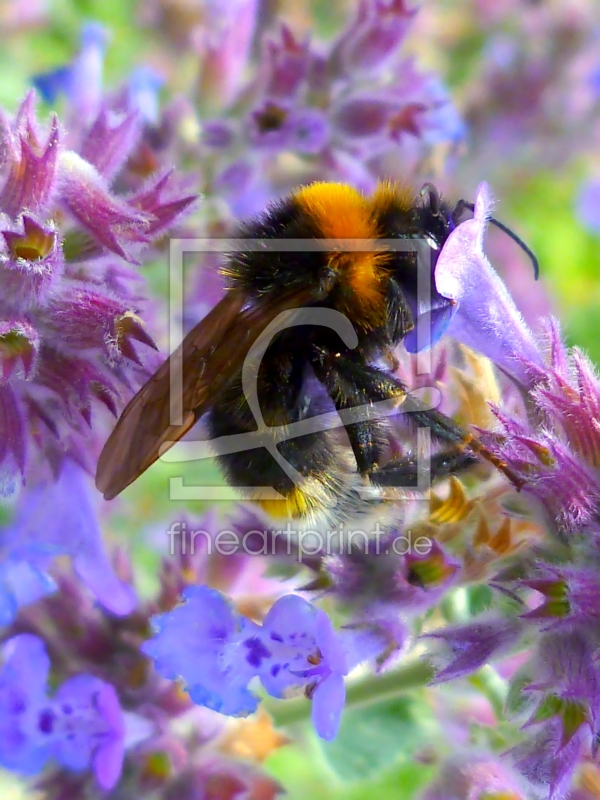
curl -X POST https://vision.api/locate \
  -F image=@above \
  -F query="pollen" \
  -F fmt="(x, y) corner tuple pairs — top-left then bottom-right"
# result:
(256, 484), (313, 520)
(255, 479), (330, 521)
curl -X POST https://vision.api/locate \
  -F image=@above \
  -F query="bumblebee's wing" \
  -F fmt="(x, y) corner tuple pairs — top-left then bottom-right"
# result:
(96, 285), (316, 500)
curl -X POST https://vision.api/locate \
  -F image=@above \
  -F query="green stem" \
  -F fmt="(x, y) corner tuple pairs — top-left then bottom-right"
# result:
(468, 665), (508, 719)
(266, 659), (435, 729)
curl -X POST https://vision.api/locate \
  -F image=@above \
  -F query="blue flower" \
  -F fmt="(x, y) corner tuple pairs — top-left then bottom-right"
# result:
(142, 585), (259, 717)
(0, 634), (51, 775)
(0, 634), (124, 790)
(255, 594), (351, 741)
(144, 586), (386, 741)
(44, 674), (125, 790)
(0, 459), (137, 621)
(126, 66), (165, 125)
(32, 22), (109, 122)
(0, 558), (56, 627)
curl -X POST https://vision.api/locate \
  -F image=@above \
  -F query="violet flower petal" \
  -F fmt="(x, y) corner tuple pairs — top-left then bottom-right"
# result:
(1, 459), (137, 615)
(433, 183), (542, 388)
(0, 111), (60, 219)
(143, 585), (260, 716)
(58, 151), (151, 263)
(311, 672), (346, 741)
(50, 675), (124, 790)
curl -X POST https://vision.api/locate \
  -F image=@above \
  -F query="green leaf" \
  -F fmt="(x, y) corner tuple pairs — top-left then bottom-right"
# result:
(266, 741), (435, 800)
(505, 664), (535, 717)
(0, 503), (12, 527)
(467, 584), (493, 617)
(317, 696), (433, 782)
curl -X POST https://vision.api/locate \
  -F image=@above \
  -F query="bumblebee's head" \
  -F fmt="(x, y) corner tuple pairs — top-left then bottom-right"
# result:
(419, 181), (540, 280)
(416, 182), (457, 250)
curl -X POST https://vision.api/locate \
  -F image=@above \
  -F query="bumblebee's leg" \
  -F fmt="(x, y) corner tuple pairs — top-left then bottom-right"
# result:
(309, 347), (392, 474)
(309, 351), (524, 489)
(310, 348), (466, 465)
(307, 277), (414, 472)
(368, 448), (478, 489)
(386, 275), (415, 344)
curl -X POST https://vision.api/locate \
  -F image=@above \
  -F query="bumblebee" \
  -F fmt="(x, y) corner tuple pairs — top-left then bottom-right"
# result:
(96, 181), (537, 526)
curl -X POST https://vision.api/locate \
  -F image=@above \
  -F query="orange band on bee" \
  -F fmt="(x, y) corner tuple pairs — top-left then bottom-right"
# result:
(293, 182), (389, 325)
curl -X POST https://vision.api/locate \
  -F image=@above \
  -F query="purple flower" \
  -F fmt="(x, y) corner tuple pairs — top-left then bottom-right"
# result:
(396, 541), (461, 609)
(196, 0), (259, 110)
(1, 216), (62, 311)
(486, 410), (600, 535)
(213, 159), (272, 219)
(183, 0), (465, 232)
(480, 321), (600, 535)
(522, 632), (600, 747)
(58, 151), (151, 262)
(331, 94), (433, 159)
(249, 103), (330, 154)
(143, 585), (260, 718)
(250, 593), (355, 741)
(509, 723), (586, 800)
(0, 634), (124, 790)
(78, 105), (142, 182)
(429, 182), (543, 388)
(330, 0), (416, 76)
(128, 168), (197, 239)
(503, 632), (600, 798)
(324, 535), (459, 630)
(0, 91), (195, 487)
(418, 76), (466, 145)
(1, 458), (137, 618)
(45, 288), (155, 363)
(201, 120), (235, 149)
(259, 25), (311, 99)
(424, 616), (523, 683)
(43, 674), (125, 790)
(422, 753), (528, 800)
(0, 554), (56, 628)
(332, 96), (396, 140)
(0, 100), (60, 218)
(531, 345), (600, 469)
(143, 586), (386, 741)
(520, 564), (600, 629)
(0, 319), (39, 381)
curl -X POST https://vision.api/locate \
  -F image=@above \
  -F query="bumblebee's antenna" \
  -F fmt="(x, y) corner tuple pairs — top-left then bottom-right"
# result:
(455, 199), (539, 280)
